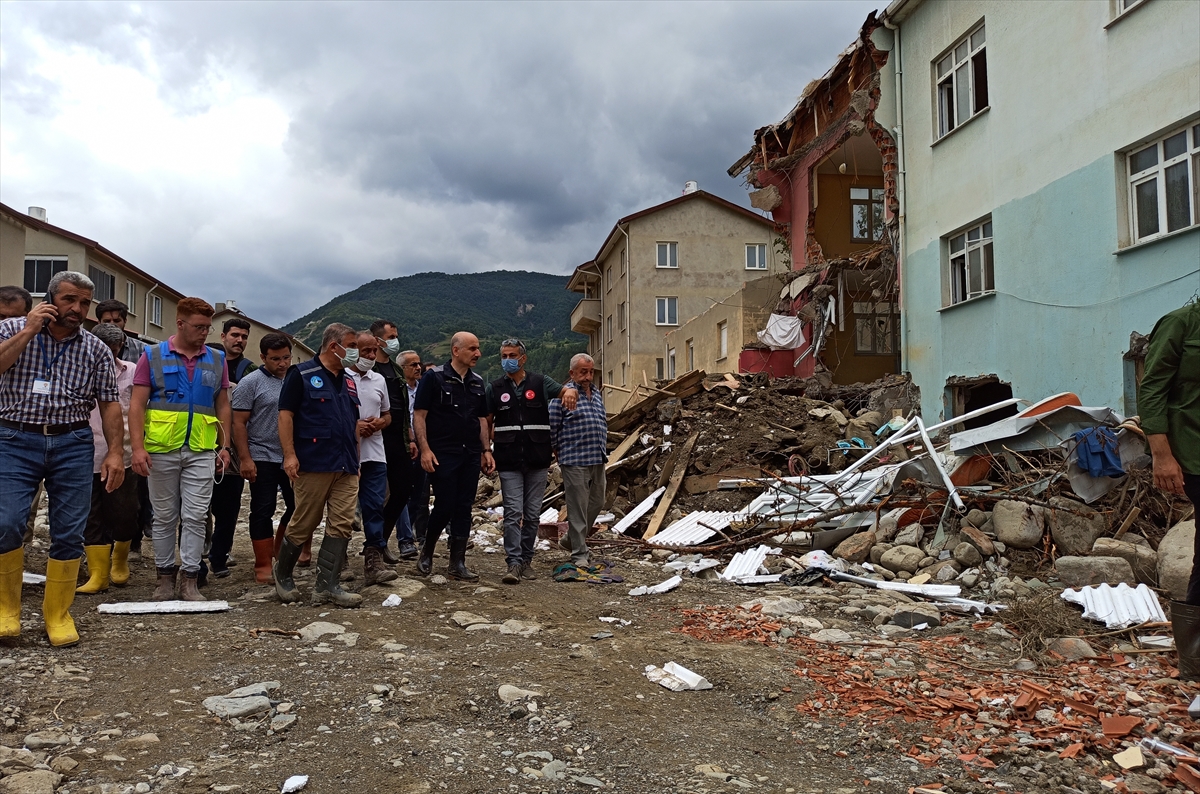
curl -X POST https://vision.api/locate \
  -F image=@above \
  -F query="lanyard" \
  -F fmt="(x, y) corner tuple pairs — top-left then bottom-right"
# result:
(37, 332), (76, 379)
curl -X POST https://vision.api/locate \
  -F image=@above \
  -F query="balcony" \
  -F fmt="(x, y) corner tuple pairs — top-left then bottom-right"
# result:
(570, 298), (601, 334)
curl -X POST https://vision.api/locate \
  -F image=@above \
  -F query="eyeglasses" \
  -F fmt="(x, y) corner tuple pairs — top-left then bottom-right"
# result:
(181, 321), (212, 333)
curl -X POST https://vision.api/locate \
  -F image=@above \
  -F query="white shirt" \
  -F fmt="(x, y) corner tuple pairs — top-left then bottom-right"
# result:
(407, 381), (418, 430)
(349, 368), (390, 464)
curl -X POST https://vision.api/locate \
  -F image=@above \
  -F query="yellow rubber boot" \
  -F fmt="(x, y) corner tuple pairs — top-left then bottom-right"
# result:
(43, 557), (81, 647)
(0, 547), (23, 638)
(110, 541), (131, 586)
(76, 545), (111, 594)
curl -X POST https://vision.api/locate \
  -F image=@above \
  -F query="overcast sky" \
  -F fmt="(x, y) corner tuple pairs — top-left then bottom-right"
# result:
(1, 0), (880, 326)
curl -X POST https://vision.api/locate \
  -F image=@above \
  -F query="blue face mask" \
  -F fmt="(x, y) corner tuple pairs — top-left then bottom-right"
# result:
(501, 358), (521, 374)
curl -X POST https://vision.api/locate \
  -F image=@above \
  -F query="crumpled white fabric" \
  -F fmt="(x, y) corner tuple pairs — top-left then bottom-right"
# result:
(757, 313), (805, 350)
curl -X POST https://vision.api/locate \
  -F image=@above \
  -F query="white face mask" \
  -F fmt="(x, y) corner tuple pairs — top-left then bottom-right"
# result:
(354, 357), (376, 373)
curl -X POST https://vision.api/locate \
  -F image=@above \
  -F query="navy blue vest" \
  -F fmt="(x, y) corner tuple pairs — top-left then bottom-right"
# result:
(292, 359), (361, 474)
(490, 372), (552, 471)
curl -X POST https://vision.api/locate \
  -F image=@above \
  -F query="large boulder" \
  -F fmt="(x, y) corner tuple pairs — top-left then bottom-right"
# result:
(1158, 520), (1196, 602)
(1056, 556), (1136, 587)
(879, 545), (925, 574)
(992, 500), (1045, 549)
(832, 531), (876, 563)
(1046, 497), (1107, 557)
(1092, 538), (1158, 585)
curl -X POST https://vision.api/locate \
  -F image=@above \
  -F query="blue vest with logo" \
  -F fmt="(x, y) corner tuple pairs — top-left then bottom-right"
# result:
(292, 358), (361, 474)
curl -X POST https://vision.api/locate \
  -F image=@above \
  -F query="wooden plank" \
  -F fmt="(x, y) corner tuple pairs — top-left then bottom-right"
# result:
(606, 425), (644, 467)
(683, 467), (762, 495)
(1114, 507), (1141, 540)
(644, 431), (700, 540)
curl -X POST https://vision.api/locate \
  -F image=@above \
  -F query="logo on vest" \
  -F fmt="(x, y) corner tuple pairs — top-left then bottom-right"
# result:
(525, 390), (536, 400)
(310, 375), (324, 388)
(500, 392), (511, 403)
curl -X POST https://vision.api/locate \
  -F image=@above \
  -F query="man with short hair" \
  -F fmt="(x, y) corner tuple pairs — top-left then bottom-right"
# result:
(0, 286), (32, 320)
(548, 353), (607, 571)
(413, 332), (494, 581)
(232, 333), (295, 584)
(274, 323), (363, 608)
(129, 297), (232, 602)
(397, 350), (429, 553)
(207, 316), (257, 577)
(77, 322), (140, 593)
(369, 320), (416, 562)
(0, 271), (124, 646)
(95, 299), (146, 365)
(348, 331), (397, 585)
(486, 339), (577, 584)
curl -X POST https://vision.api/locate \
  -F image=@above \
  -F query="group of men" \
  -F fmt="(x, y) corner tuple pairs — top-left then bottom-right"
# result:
(0, 274), (610, 647)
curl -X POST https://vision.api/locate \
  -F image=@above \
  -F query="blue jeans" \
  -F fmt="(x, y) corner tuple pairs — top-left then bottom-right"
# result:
(0, 425), (94, 560)
(498, 468), (547, 566)
(427, 451), (480, 541)
(359, 461), (388, 549)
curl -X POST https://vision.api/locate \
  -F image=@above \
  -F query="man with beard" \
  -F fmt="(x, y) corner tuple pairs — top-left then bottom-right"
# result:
(207, 316), (257, 577)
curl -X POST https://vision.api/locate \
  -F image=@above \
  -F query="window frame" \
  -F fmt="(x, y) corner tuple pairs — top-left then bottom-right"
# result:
(850, 187), (886, 242)
(618, 301), (626, 331)
(934, 22), (988, 141)
(685, 339), (694, 372)
(717, 321), (728, 360)
(22, 257), (68, 295)
(667, 348), (676, 379)
(88, 265), (116, 302)
(656, 241), (678, 269)
(150, 295), (163, 327)
(655, 296), (678, 326)
(853, 301), (898, 356)
(606, 314), (613, 343)
(1125, 122), (1200, 245)
(745, 243), (768, 270)
(126, 282), (137, 315)
(945, 218), (995, 307)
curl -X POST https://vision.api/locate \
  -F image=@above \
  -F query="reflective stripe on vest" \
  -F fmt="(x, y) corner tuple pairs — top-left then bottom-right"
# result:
(144, 341), (224, 453)
(493, 424), (551, 433)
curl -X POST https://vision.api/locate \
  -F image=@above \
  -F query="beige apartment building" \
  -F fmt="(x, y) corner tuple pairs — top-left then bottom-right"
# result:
(0, 203), (184, 341)
(568, 186), (779, 408)
(663, 274), (780, 379)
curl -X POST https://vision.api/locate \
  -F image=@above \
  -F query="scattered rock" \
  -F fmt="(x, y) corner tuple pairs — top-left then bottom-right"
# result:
(297, 621), (346, 642)
(270, 714), (298, 732)
(202, 695), (272, 719)
(890, 605), (942, 629)
(992, 500), (1045, 549)
(874, 514), (900, 543)
(1093, 538), (1158, 585)
(809, 628), (854, 644)
(952, 542), (983, 568)
(959, 525), (994, 557)
(497, 685), (542, 703)
(22, 732), (68, 751)
(0, 770), (63, 794)
(739, 596), (805, 617)
(226, 681), (281, 698)
(1047, 497), (1106, 556)
(499, 620), (542, 637)
(1046, 637), (1097, 661)
(429, 575), (449, 585)
(116, 733), (160, 749)
(879, 545), (924, 574)
(48, 756), (77, 774)
(965, 509), (988, 529)
(832, 531), (875, 563)
(892, 525), (923, 549)
(1056, 556), (1136, 587)
(1157, 520), (1195, 601)
(451, 611), (491, 628)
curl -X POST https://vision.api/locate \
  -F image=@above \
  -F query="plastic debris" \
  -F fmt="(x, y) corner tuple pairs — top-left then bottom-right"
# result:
(98, 600), (231, 614)
(281, 775), (308, 793)
(644, 662), (712, 691)
(21, 572), (46, 585)
(381, 594), (402, 607)
(629, 575), (681, 596)
(798, 550), (846, 572)
(1060, 582), (1166, 629)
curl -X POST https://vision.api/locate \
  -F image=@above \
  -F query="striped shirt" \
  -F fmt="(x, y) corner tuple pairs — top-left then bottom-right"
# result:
(0, 317), (120, 425)
(548, 380), (607, 466)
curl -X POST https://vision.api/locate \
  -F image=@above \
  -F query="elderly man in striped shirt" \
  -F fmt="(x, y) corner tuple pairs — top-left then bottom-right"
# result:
(0, 271), (125, 647)
(548, 353), (607, 570)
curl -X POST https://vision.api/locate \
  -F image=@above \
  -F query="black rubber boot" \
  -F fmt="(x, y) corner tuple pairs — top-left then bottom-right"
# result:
(1172, 601), (1200, 681)
(416, 529), (439, 576)
(447, 537), (478, 582)
(312, 536), (362, 608)
(273, 538), (304, 604)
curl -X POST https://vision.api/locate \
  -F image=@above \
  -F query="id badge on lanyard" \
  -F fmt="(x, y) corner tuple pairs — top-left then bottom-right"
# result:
(36, 333), (73, 396)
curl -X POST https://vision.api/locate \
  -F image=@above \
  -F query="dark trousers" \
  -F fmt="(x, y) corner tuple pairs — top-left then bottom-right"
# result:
(208, 472), (246, 568)
(248, 461), (295, 541)
(382, 441), (413, 544)
(426, 452), (480, 541)
(1184, 474), (1200, 605)
(85, 469), (142, 546)
(402, 462), (430, 542)
(360, 461), (388, 549)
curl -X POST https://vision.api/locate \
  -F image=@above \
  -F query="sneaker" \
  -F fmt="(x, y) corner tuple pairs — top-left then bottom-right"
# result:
(399, 541), (418, 560)
(502, 563), (522, 585)
(519, 561), (537, 580)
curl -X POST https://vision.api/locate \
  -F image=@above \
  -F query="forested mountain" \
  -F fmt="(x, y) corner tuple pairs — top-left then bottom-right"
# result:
(282, 271), (588, 382)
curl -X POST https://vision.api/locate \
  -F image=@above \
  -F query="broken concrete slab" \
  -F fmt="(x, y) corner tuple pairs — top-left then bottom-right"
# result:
(296, 621), (346, 642)
(202, 695), (272, 719)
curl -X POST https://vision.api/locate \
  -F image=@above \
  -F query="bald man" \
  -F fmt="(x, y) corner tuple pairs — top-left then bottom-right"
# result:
(412, 332), (494, 581)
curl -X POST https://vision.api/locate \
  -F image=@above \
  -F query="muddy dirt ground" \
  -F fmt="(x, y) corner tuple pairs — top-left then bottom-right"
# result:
(2, 514), (1190, 794)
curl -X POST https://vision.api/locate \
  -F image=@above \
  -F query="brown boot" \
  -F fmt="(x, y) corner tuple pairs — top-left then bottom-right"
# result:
(177, 570), (206, 602)
(251, 538), (275, 584)
(297, 537), (313, 567)
(363, 546), (398, 586)
(152, 567), (177, 601)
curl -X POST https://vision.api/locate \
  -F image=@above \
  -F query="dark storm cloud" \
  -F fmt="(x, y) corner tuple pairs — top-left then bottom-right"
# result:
(0, 0), (880, 325)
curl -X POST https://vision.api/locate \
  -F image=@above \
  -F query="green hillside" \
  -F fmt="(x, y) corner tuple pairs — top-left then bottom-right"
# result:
(282, 270), (588, 383)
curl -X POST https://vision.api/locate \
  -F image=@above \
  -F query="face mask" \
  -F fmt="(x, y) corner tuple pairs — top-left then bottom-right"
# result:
(354, 357), (376, 373)
(501, 358), (521, 374)
(336, 344), (359, 369)
(382, 338), (402, 359)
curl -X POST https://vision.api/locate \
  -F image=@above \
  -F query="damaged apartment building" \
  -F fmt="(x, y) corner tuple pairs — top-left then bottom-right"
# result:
(729, 0), (1199, 423)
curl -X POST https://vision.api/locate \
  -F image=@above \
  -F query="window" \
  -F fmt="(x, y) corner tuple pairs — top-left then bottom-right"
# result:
(655, 358), (664, 380)
(1119, 0), (1144, 11)
(745, 243), (768, 270)
(606, 314), (613, 342)
(686, 339), (694, 371)
(605, 265), (611, 292)
(718, 321), (728, 359)
(23, 258), (67, 294)
(936, 23), (988, 139)
(854, 301), (897, 355)
(88, 265), (115, 302)
(126, 282), (137, 315)
(851, 188), (886, 241)
(656, 242), (678, 268)
(150, 295), (162, 326)
(618, 301), (626, 331)
(620, 248), (627, 275)
(607, 370), (613, 386)
(947, 219), (994, 305)
(1127, 123), (1200, 243)
(655, 297), (678, 326)
(667, 348), (676, 379)
(620, 362), (626, 386)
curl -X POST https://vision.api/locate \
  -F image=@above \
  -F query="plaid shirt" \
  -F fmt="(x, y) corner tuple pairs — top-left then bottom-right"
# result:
(0, 318), (119, 425)
(548, 379), (607, 466)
